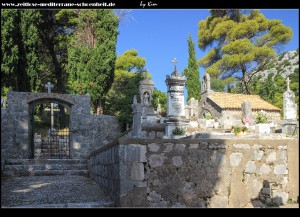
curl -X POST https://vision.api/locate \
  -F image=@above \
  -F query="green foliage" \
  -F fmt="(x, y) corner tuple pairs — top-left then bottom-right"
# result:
(198, 9), (292, 94)
(255, 110), (268, 124)
(68, 10), (119, 112)
(258, 73), (276, 102)
(152, 89), (167, 116)
(232, 126), (248, 134)
(1, 9), (41, 92)
(105, 49), (147, 130)
(172, 127), (186, 135)
(184, 35), (201, 101)
(204, 113), (212, 120)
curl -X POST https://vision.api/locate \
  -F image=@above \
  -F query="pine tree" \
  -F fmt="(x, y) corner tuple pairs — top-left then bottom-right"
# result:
(184, 35), (201, 101)
(198, 9), (292, 94)
(105, 49), (147, 129)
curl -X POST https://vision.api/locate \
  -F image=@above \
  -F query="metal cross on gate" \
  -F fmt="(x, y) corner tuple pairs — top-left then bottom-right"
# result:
(45, 82), (55, 131)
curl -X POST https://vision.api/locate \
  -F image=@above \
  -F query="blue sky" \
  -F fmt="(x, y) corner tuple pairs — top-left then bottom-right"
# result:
(116, 9), (299, 94)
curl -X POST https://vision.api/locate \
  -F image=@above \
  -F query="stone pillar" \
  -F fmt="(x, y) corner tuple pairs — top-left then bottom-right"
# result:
(282, 78), (298, 135)
(132, 95), (143, 137)
(164, 59), (189, 137)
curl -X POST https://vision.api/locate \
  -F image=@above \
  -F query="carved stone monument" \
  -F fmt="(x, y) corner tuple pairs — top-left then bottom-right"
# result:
(282, 77), (298, 135)
(165, 58), (189, 137)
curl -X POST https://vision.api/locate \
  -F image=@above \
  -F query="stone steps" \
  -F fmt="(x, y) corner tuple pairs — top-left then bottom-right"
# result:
(2, 159), (88, 177)
(2, 201), (115, 208)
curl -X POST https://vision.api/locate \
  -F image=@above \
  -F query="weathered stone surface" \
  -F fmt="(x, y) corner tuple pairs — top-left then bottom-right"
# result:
(272, 191), (289, 205)
(131, 163), (145, 180)
(164, 143), (173, 153)
(171, 203), (186, 208)
(209, 195), (228, 208)
(172, 156), (183, 167)
(245, 161), (256, 173)
(189, 144), (199, 149)
(278, 145), (287, 150)
(259, 164), (271, 174)
(174, 144), (186, 152)
(230, 153), (243, 166)
(253, 144), (262, 149)
(252, 150), (264, 161)
(210, 151), (226, 166)
(266, 151), (276, 162)
(233, 144), (250, 149)
(148, 143), (160, 152)
(149, 154), (166, 168)
(148, 191), (162, 203)
(274, 164), (288, 175)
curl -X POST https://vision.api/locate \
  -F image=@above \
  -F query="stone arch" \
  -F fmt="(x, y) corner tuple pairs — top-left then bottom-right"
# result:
(27, 95), (74, 159)
(200, 109), (214, 119)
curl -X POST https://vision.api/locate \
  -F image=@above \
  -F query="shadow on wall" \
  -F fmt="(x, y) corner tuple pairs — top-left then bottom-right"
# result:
(251, 180), (283, 208)
(144, 141), (225, 208)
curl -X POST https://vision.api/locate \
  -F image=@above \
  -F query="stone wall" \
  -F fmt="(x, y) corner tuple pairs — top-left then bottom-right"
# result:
(1, 91), (121, 163)
(89, 137), (298, 207)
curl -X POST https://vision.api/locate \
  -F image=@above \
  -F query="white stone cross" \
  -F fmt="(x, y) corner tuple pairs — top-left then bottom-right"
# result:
(286, 77), (290, 91)
(172, 58), (178, 66)
(45, 82), (54, 93)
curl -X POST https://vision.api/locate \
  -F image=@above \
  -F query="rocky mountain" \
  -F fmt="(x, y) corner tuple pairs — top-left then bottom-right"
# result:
(255, 49), (299, 81)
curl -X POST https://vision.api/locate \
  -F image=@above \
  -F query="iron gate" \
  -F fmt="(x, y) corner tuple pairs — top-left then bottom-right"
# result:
(32, 101), (71, 159)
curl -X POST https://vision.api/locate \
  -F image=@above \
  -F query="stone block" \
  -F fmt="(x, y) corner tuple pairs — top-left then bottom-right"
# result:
(259, 164), (271, 174)
(252, 150), (264, 161)
(189, 144), (199, 149)
(175, 144), (186, 152)
(172, 156), (183, 167)
(149, 154), (166, 168)
(266, 151), (276, 162)
(148, 143), (160, 152)
(274, 164), (288, 175)
(131, 163), (144, 181)
(230, 153), (243, 166)
(245, 161), (256, 173)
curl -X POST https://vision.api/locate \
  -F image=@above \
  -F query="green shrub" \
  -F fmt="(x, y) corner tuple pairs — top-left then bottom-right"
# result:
(172, 127), (186, 135)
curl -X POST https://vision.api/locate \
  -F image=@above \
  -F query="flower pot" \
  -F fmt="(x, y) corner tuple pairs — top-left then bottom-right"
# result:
(235, 131), (246, 136)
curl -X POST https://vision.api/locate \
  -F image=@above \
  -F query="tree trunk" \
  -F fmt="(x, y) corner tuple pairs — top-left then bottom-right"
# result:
(242, 66), (251, 95)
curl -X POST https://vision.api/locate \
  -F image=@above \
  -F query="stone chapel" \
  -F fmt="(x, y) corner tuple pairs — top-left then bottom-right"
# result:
(186, 73), (281, 128)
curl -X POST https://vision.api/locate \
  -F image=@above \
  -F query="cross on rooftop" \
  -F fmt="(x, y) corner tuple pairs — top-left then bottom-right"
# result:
(45, 82), (54, 93)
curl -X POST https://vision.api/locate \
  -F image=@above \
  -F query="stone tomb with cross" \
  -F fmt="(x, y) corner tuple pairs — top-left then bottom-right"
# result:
(282, 77), (298, 135)
(164, 58), (189, 137)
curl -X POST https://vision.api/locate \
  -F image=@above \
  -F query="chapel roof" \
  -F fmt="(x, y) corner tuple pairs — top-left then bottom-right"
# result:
(207, 92), (281, 111)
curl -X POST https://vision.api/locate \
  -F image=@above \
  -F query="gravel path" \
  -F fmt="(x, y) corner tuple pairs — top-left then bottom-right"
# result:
(1, 175), (112, 207)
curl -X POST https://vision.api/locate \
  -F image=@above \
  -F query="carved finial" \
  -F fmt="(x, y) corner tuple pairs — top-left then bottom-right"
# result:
(172, 58), (178, 71)
(45, 82), (54, 93)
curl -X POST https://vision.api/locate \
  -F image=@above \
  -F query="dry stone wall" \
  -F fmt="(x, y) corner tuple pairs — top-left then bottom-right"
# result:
(87, 137), (298, 207)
